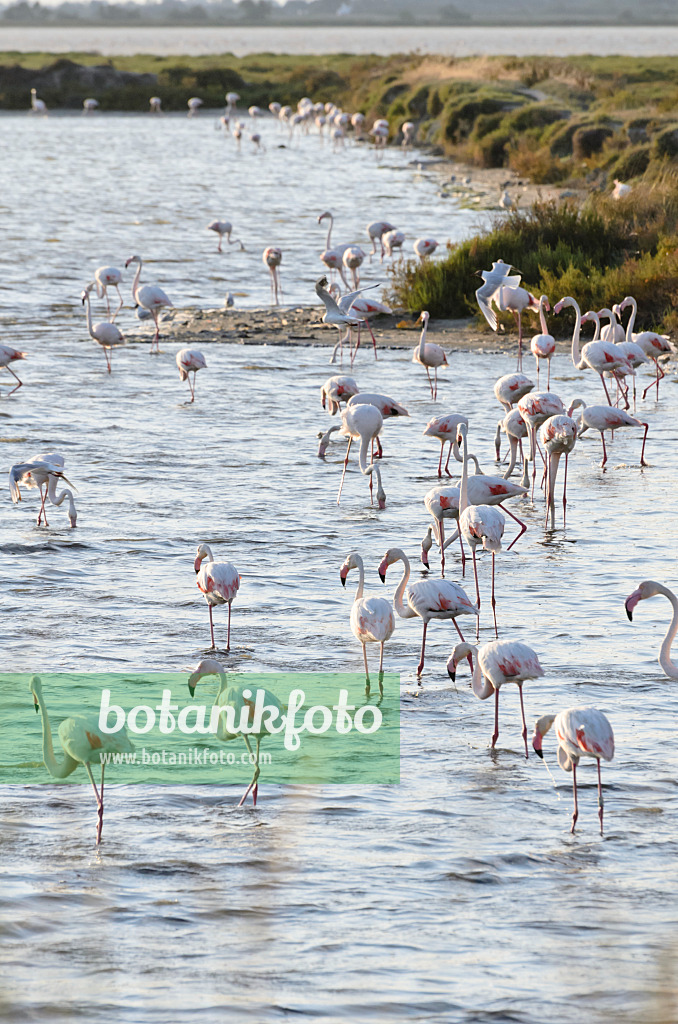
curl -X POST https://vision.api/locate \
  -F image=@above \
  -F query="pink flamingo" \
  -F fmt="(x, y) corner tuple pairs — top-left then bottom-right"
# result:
(554, 296), (633, 406)
(366, 220), (396, 261)
(569, 398), (648, 469)
(318, 211), (350, 286)
(176, 348), (206, 402)
(320, 374), (359, 415)
(378, 547), (478, 677)
(412, 311), (448, 400)
(540, 413), (578, 529)
(422, 485), (460, 577)
(207, 220), (244, 253)
(9, 454), (77, 527)
(423, 413), (469, 477)
(340, 551), (396, 690)
(82, 283), (125, 372)
(383, 229), (405, 259)
(493, 372), (534, 414)
(517, 390), (565, 498)
(0, 344), (27, 395)
(413, 237), (438, 262)
(496, 408), (529, 481)
(194, 543), (240, 650)
(342, 246), (366, 289)
(125, 255), (172, 353)
(263, 247), (283, 304)
(533, 706), (614, 834)
(337, 403), (384, 506)
(94, 265), (124, 320)
(625, 581), (678, 679)
(448, 640), (544, 757)
(530, 294), (556, 388)
(618, 295), (673, 400)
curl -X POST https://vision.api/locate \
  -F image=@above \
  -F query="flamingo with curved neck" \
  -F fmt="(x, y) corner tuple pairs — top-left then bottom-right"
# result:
(619, 295), (672, 401)
(530, 294), (556, 389)
(81, 283), (125, 372)
(625, 581), (678, 679)
(336, 402), (383, 505)
(125, 255), (173, 353)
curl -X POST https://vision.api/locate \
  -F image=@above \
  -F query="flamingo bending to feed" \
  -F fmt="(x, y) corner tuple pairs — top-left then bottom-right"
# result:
(366, 221), (396, 261)
(342, 246), (366, 289)
(423, 413), (469, 477)
(187, 97), (203, 116)
(188, 659), (282, 807)
(94, 265), (124, 320)
(340, 551), (395, 691)
(29, 674), (133, 844)
(30, 88), (47, 115)
(320, 374), (359, 414)
(378, 547), (478, 677)
(448, 640), (544, 757)
(618, 295), (672, 401)
(9, 454), (77, 527)
(554, 296), (633, 406)
(336, 403), (384, 505)
(383, 229), (405, 259)
(195, 543), (240, 651)
(412, 311), (448, 400)
(530, 294), (556, 388)
(497, 408), (529, 481)
(347, 392), (408, 456)
(315, 277), (366, 365)
(540, 414), (578, 529)
(517, 390), (565, 498)
(176, 348), (206, 402)
(533, 706), (614, 834)
(125, 255), (172, 353)
(625, 581), (678, 679)
(413, 238), (438, 261)
(149, 96), (162, 113)
(263, 247), (283, 305)
(207, 221), (244, 253)
(81, 283), (125, 372)
(569, 398), (648, 469)
(457, 423), (505, 638)
(421, 485), (462, 578)
(0, 344), (27, 395)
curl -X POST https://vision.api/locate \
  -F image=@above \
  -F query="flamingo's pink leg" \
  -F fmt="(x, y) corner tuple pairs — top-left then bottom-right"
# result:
(597, 759), (604, 835)
(639, 422), (649, 466)
(518, 684), (528, 758)
(600, 432), (608, 469)
(490, 552), (497, 639)
(437, 442), (444, 478)
(434, 366), (438, 401)
(416, 621), (428, 676)
(500, 502), (527, 551)
(226, 602), (232, 651)
(459, 530), (466, 576)
(444, 442), (454, 477)
(471, 546), (480, 640)
(562, 454), (568, 526)
(366, 321), (378, 360)
(4, 366), (23, 395)
(425, 365), (434, 398)
(491, 686), (500, 747)
(570, 763), (579, 833)
(104, 347), (112, 373)
(351, 325), (360, 366)
(599, 373), (613, 406)
(546, 357), (551, 390)
(439, 519), (446, 578)
(337, 437), (352, 503)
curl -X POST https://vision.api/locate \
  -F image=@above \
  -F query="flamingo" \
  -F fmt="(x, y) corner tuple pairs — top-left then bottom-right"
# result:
(29, 674), (133, 844)
(493, 372), (534, 414)
(533, 706), (614, 834)
(589, 308), (634, 409)
(422, 485), (461, 578)
(320, 374), (359, 415)
(494, 282), (540, 371)
(347, 391), (408, 422)
(457, 423), (505, 638)
(187, 97), (203, 117)
(0, 344), (27, 395)
(413, 238), (438, 261)
(318, 211), (350, 286)
(9, 453), (77, 527)
(517, 390), (565, 498)
(448, 640), (544, 757)
(378, 547), (477, 676)
(315, 277), (366, 364)
(149, 96), (162, 113)
(476, 260), (521, 330)
(340, 551), (395, 691)
(423, 413), (469, 477)
(263, 247), (283, 305)
(176, 348), (206, 402)
(93, 266), (124, 320)
(401, 121), (416, 147)
(125, 255), (172, 353)
(81, 283), (125, 372)
(625, 581), (678, 679)
(30, 88), (47, 115)
(351, 111), (365, 137)
(553, 296), (633, 406)
(366, 221), (396, 261)
(207, 221), (244, 253)
(83, 98), (99, 114)
(618, 295), (672, 400)
(195, 543), (240, 650)
(226, 92), (240, 115)
(540, 414), (578, 529)
(600, 305), (625, 344)
(342, 246), (366, 289)
(188, 658), (282, 808)
(329, 285), (391, 363)
(496, 408), (529, 481)
(569, 398), (648, 469)
(383, 229), (405, 259)
(412, 311), (448, 400)
(530, 294), (556, 388)
(336, 403), (384, 506)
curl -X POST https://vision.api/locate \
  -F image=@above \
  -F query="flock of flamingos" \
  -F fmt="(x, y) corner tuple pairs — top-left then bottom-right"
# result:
(11, 92), (678, 847)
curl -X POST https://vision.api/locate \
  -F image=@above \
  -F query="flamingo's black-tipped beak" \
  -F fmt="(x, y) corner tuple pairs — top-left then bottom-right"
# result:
(188, 683), (196, 697)
(34, 701), (39, 713)
(625, 602), (633, 621)
(340, 576), (346, 587)
(379, 572), (386, 583)
(534, 746), (544, 759)
(447, 668), (456, 682)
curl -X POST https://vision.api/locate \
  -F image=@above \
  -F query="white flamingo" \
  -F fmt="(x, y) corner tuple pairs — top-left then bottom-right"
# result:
(412, 311), (448, 399)
(81, 283), (125, 372)
(336, 403), (384, 506)
(340, 551), (395, 690)
(569, 398), (648, 469)
(125, 255), (173, 353)
(530, 294), (556, 388)
(539, 413), (578, 529)
(625, 581), (678, 679)
(263, 247), (283, 304)
(176, 348), (207, 402)
(9, 453), (77, 527)
(94, 265), (124, 320)
(195, 543), (240, 650)
(0, 344), (27, 395)
(207, 221), (244, 253)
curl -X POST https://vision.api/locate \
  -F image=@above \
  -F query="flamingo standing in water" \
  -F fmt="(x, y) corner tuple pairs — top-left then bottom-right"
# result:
(618, 295), (673, 400)
(412, 311), (448, 400)
(366, 220), (396, 261)
(340, 551), (395, 691)
(553, 296), (633, 406)
(540, 413), (578, 529)
(493, 372), (534, 414)
(533, 706), (614, 834)
(421, 485), (461, 578)
(81, 283), (125, 372)
(336, 402), (384, 505)
(207, 221), (244, 253)
(625, 581), (678, 679)
(378, 547), (478, 677)
(383, 229), (405, 259)
(263, 247), (283, 304)
(125, 255), (172, 353)
(94, 266), (124, 320)
(30, 88), (48, 115)
(569, 398), (648, 469)
(0, 344), (27, 395)
(530, 294), (556, 388)
(347, 391), (408, 457)
(331, 285), (391, 363)
(9, 453), (77, 527)
(342, 246), (366, 289)
(29, 674), (133, 844)
(496, 408), (529, 481)
(517, 390), (565, 498)
(195, 543), (240, 650)
(422, 413), (469, 477)
(447, 640), (544, 757)
(188, 658), (282, 808)
(320, 374), (359, 414)
(176, 348), (207, 402)
(413, 238), (438, 261)
(187, 97), (203, 117)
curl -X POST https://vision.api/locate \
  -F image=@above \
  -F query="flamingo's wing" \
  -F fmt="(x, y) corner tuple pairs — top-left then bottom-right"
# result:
(339, 283), (379, 312)
(476, 285), (499, 331)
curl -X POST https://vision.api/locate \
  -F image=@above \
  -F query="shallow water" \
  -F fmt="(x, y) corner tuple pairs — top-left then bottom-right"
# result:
(1, 114), (678, 1023)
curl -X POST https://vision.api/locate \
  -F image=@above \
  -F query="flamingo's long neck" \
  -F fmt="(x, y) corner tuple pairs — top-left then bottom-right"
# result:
(657, 586), (678, 679)
(354, 556), (365, 602)
(568, 298), (582, 366)
(46, 476), (75, 519)
(624, 298), (638, 343)
(325, 214), (333, 250)
(83, 291), (95, 340)
(546, 451), (561, 530)
(32, 680), (79, 779)
(587, 311), (601, 342)
(391, 550), (414, 619)
(459, 426), (469, 514)
(539, 296), (548, 335)
(357, 426), (372, 473)
(418, 318), (429, 362)
(131, 259), (142, 302)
